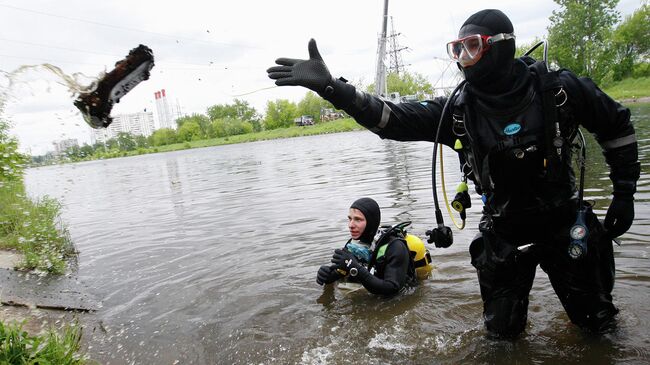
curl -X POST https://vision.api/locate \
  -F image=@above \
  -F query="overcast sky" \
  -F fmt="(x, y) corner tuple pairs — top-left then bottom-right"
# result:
(0, 0), (641, 155)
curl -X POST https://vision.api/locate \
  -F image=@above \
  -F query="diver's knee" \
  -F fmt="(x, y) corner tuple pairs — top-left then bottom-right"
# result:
(484, 296), (528, 338)
(566, 297), (619, 333)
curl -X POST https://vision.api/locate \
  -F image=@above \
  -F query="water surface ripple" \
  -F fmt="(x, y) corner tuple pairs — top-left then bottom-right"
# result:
(25, 104), (650, 364)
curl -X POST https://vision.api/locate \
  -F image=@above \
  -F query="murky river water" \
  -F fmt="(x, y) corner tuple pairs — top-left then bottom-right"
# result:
(24, 104), (650, 364)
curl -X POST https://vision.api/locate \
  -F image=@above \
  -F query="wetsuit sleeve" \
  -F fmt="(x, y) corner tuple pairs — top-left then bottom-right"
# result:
(328, 86), (457, 148)
(561, 71), (640, 195)
(355, 239), (410, 296)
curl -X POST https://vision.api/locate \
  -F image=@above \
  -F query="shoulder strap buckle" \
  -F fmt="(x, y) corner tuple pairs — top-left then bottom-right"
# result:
(555, 87), (567, 107)
(452, 113), (467, 137)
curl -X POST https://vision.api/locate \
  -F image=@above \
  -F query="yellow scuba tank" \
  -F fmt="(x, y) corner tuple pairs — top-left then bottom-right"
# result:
(405, 234), (433, 280)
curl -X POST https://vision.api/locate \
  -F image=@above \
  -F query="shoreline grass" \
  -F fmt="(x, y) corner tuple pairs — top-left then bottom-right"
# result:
(0, 319), (88, 364)
(0, 180), (76, 274)
(603, 76), (650, 102)
(45, 117), (364, 163)
(154, 117), (363, 153)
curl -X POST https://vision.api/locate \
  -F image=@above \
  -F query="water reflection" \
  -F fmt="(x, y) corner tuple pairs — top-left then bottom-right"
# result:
(21, 104), (650, 364)
(165, 158), (185, 223)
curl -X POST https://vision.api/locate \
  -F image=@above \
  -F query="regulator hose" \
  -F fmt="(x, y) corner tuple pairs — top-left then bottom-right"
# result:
(426, 80), (466, 247)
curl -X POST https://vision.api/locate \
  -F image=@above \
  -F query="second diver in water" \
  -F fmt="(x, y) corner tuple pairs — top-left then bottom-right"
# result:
(317, 197), (431, 296)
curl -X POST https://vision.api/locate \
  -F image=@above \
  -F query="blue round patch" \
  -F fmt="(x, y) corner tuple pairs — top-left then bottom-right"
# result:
(503, 123), (522, 135)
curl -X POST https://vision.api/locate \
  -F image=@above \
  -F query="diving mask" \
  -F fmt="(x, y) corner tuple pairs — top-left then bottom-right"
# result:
(447, 32), (515, 67)
(345, 242), (372, 264)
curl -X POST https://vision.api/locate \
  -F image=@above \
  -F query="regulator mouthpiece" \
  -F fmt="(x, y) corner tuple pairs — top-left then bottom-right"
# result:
(74, 44), (155, 128)
(452, 190), (471, 220)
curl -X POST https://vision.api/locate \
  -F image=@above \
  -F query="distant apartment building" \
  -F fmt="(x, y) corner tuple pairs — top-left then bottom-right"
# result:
(90, 111), (155, 144)
(52, 138), (79, 156)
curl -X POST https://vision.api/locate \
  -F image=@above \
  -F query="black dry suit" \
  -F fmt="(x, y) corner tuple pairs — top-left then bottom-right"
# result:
(316, 10), (640, 337)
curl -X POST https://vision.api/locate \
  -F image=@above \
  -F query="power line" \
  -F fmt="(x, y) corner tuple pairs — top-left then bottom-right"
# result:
(0, 38), (260, 70)
(0, 37), (120, 58)
(0, 3), (262, 49)
(0, 54), (106, 67)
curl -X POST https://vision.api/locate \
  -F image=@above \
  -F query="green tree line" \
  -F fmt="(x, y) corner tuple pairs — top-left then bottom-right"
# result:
(40, 94), (345, 162)
(522, 1), (649, 85)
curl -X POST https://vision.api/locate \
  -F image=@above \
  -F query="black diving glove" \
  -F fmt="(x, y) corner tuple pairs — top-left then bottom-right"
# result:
(266, 39), (356, 110)
(316, 265), (342, 285)
(603, 142), (640, 238)
(331, 248), (362, 275)
(604, 196), (634, 238)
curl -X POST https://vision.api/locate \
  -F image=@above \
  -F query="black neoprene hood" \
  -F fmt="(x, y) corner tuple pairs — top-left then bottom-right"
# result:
(457, 9), (516, 91)
(459, 9), (513, 36)
(350, 197), (381, 244)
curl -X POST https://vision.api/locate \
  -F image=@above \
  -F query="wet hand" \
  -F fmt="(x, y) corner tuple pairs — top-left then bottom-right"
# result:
(604, 196), (634, 238)
(266, 39), (333, 93)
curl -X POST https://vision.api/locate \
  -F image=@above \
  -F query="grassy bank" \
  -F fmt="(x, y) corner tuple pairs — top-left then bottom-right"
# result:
(114, 117), (362, 157)
(2, 116), (76, 274)
(0, 181), (76, 274)
(603, 76), (650, 102)
(0, 320), (88, 364)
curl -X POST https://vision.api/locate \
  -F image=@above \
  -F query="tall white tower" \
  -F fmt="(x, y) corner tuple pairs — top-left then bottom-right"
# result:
(154, 89), (174, 129)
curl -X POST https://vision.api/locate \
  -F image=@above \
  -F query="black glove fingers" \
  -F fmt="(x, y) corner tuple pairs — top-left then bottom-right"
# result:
(317, 265), (330, 283)
(613, 220), (628, 237)
(604, 197), (634, 238)
(274, 78), (298, 87)
(307, 38), (323, 61)
(267, 71), (293, 80)
(604, 214), (615, 229)
(331, 257), (343, 267)
(604, 215), (622, 237)
(266, 65), (293, 73)
(317, 271), (328, 285)
(274, 57), (301, 66)
(266, 39), (335, 95)
(317, 265), (341, 285)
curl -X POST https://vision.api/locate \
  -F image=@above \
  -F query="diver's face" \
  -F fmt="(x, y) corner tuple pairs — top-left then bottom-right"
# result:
(348, 208), (367, 240)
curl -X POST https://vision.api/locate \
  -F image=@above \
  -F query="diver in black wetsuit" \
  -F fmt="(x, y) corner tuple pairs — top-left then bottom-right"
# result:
(269, 9), (640, 337)
(316, 197), (417, 296)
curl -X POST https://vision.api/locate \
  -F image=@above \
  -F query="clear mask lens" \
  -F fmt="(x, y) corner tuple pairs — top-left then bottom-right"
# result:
(446, 33), (515, 67)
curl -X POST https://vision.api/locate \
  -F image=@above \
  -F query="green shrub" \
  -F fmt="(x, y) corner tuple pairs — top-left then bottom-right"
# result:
(0, 181), (75, 274)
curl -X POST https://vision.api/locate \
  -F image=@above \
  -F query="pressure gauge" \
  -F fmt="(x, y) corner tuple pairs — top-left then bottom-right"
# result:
(570, 224), (587, 240)
(568, 242), (585, 260)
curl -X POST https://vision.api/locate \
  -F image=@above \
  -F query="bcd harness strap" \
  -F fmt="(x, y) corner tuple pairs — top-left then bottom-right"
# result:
(368, 231), (400, 270)
(533, 61), (567, 182)
(368, 222), (421, 271)
(452, 60), (573, 193)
